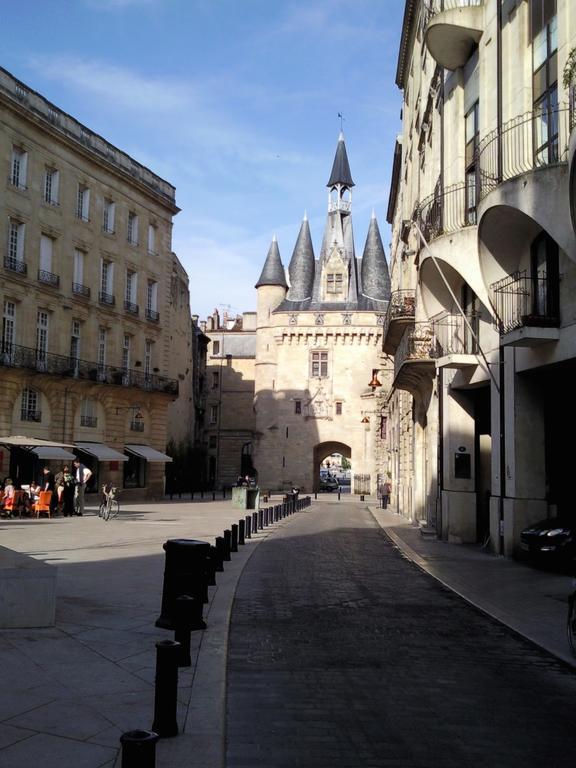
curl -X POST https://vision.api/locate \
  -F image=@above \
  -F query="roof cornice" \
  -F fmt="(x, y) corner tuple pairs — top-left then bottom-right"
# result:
(386, 138), (403, 225)
(395, 0), (419, 90)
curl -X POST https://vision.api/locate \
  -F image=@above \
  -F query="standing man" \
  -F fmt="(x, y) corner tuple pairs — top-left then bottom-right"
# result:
(73, 458), (92, 517)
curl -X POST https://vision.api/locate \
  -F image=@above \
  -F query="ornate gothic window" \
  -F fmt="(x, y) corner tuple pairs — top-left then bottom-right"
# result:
(310, 351), (328, 378)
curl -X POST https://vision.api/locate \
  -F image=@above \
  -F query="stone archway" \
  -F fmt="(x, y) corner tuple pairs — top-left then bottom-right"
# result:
(313, 441), (351, 491)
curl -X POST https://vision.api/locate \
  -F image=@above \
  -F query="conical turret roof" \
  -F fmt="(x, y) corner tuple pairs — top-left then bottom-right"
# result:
(327, 131), (355, 188)
(287, 214), (315, 302)
(361, 212), (390, 301)
(255, 236), (288, 288)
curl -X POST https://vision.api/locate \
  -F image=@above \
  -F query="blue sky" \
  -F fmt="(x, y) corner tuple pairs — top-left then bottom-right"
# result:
(2, 0), (405, 319)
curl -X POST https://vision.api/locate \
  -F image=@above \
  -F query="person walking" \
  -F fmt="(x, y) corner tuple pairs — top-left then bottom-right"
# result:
(72, 458), (92, 516)
(42, 466), (58, 515)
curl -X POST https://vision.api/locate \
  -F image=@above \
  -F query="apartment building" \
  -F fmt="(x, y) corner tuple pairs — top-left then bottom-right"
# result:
(385, 0), (576, 555)
(0, 66), (189, 499)
(201, 309), (257, 490)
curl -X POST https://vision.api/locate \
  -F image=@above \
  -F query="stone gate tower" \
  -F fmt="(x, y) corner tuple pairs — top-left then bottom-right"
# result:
(253, 133), (392, 493)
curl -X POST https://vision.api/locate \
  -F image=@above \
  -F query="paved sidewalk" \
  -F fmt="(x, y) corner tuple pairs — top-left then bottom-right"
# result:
(369, 505), (576, 668)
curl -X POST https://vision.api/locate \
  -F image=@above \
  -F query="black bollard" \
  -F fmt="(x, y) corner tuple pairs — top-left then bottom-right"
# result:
(205, 550), (217, 585)
(120, 729), (159, 768)
(239, 518), (245, 545)
(252, 511), (258, 533)
(258, 509), (263, 530)
(314, 491), (317, 500)
(338, 490), (341, 500)
(231, 524), (238, 552)
(223, 529), (232, 560)
(264, 508), (269, 526)
(152, 640), (180, 737)
(155, 539), (210, 630)
(245, 515), (252, 538)
(214, 539), (225, 571)
(174, 595), (195, 667)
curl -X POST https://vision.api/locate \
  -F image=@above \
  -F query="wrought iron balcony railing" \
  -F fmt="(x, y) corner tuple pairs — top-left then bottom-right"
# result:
(383, 289), (416, 335)
(478, 107), (570, 200)
(0, 342), (178, 395)
(130, 420), (145, 432)
(491, 271), (559, 335)
(72, 282), (91, 298)
(80, 415), (98, 428)
(21, 409), (41, 422)
(4, 256), (27, 274)
(423, 0), (483, 25)
(99, 291), (115, 305)
(38, 269), (60, 287)
(431, 311), (479, 356)
(394, 322), (438, 379)
(146, 308), (160, 322)
(418, 183), (476, 243)
(124, 300), (139, 315)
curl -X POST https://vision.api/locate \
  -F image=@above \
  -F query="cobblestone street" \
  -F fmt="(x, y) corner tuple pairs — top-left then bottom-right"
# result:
(227, 501), (576, 767)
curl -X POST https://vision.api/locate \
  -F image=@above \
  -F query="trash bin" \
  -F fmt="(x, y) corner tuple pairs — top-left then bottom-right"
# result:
(155, 539), (211, 630)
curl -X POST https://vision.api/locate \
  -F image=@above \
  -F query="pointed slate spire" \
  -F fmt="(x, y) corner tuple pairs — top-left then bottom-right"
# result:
(327, 131), (355, 188)
(361, 212), (391, 301)
(255, 235), (288, 288)
(287, 214), (315, 302)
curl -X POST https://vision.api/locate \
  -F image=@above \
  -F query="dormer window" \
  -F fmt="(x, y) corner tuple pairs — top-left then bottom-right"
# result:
(326, 273), (344, 294)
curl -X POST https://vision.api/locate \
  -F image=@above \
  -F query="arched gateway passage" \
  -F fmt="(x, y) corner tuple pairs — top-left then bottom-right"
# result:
(313, 441), (351, 492)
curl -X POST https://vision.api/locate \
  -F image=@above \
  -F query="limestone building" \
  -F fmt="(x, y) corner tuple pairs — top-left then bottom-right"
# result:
(0, 66), (190, 499)
(253, 133), (392, 494)
(385, 0), (576, 555)
(202, 310), (256, 489)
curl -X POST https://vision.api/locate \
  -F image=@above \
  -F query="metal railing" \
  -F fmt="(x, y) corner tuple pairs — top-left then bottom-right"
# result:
(383, 289), (416, 337)
(417, 182), (477, 242)
(124, 300), (139, 315)
(478, 106), (570, 200)
(491, 271), (559, 334)
(80, 415), (98, 428)
(21, 409), (41, 422)
(130, 420), (145, 432)
(146, 308), (160, 322)
(0, 342), (178, 395)
(72, 282), (91, 298)
(431, 311), (479, 355)
(423, 0), (483, 26)
(99, 291), (115, 305)
(38, 269), (60, 287)
(4, 256), (27, 274)
(395, 322), (438, 378)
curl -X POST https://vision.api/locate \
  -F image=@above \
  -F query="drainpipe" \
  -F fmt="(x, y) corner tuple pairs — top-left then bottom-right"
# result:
(497, 0), (505, 554)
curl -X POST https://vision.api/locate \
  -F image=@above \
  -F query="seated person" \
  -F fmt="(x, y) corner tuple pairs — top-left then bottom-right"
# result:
(2, 478), (15, 512)
(29, 480), (41, 503)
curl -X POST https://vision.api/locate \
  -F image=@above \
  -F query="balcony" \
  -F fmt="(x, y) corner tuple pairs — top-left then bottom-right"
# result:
(21, 409), (41, 422)
(130, 419), (145, 432)
(72, 282), (91, 298)
(382, 290), (416, 354)
(478, 107), (571, 201)
(99, 291), (115, 306)
(80, 415), (98, 428)
(4, 256), (27, 275)
(431, 311), (479, 368)
(146, 308), (160, 322)
(124, 300), (139, 315)
(423, 0), (484, 71)
(491, 271), (559, 347)
(0, 343), (179, 396)
(418, 182), (476, 244)
(38, 269), (60, 288)
(393, 323), (437, 396)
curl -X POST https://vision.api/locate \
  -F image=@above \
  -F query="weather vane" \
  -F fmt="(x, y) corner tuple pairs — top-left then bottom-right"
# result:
(338, 112), (345, 131)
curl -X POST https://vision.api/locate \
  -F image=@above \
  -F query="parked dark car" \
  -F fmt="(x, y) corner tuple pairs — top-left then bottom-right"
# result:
(520, 517), (576, 570)
(319, 475), (339, 492)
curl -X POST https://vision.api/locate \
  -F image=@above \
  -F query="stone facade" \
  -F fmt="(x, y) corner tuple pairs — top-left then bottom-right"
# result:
(253, 134), (392, 494)
(201, 310), (256, 489)
(0, 66), (190, 499)
(385, 0), (576, 554)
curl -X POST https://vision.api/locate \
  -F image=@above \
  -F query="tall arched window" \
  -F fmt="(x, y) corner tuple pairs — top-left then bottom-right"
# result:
(21, 388), (41, 422)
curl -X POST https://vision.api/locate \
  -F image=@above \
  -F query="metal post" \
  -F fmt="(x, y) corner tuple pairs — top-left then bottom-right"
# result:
(238, 518), (245, 545)
(223, 529), (232, 560)
(213, 540), (225, 571)
(174, 595), (195, 667)
(152, 640), (180, 737)
(120, 730), (159, 768)
(245, 514), (252, 538)
(252, 511), (258, 532)
(231, 524), (238, 552)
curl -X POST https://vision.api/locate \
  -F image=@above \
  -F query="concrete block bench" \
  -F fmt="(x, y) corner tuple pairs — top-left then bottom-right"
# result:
(0, 546), (57, 627)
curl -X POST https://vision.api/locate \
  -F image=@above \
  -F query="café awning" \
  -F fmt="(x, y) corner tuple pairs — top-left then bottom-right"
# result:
(75, 442), (128, 462)
(0, 435), (75, 448)
(125, 444), (173, 463)
(32, 446), (77, 461)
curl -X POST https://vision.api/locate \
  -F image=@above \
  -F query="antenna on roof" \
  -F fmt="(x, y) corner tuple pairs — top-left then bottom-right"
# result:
(337, 112), (345, 131)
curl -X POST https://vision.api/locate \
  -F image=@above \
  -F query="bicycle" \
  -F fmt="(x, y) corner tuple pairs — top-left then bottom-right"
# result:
(98, 484), (120, 521)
